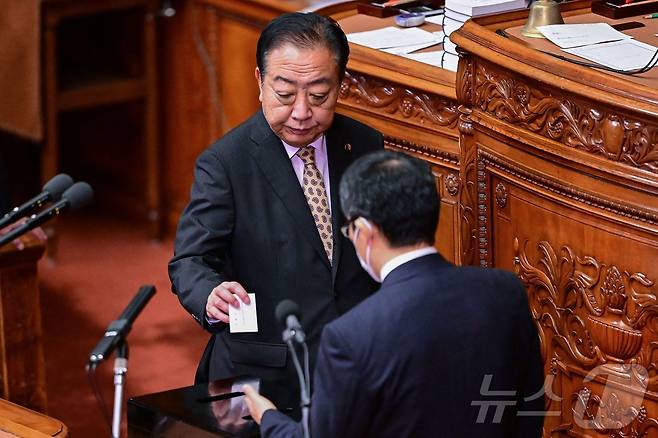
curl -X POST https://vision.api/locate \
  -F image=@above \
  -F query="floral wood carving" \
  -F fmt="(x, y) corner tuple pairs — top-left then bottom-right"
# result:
(513, 238), (658, 389)
(495, 182), (507, 208)
(445, 173), (459, 197)
(473, 63), (658, 174)
(340, 71), (459, 129)
(570, 387), (658, 437)
(459, 129), (478, 266)
(456, 55), (474, 105)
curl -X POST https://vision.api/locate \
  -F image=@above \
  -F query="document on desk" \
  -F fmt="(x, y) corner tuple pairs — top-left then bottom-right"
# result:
(347, 27), (439, 49)
(381, 37), (442, 55)
(563, 39), (658, 71)
(537, 23), (631, 49)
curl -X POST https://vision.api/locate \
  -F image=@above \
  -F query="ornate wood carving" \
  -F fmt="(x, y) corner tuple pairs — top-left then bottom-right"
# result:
(477, 158), (490, 267)
(456, 53), (474, 106)
(473, 62), (658, 174)
(340, 71), (459, 129)
(514, 239), (658, 388)
(480, 151), (658, 225)
(495, 182), (507, 208)
(445, 173), (459, 197)
(459, 119), (478, 266)
(570, 387), (658, 436)
(384, 137), (459, 166)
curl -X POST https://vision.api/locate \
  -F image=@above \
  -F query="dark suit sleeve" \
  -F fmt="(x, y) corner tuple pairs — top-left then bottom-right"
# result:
(511, 277), (545, 438)
(168, 147), (234, 331)
(260, 324), (372, 438)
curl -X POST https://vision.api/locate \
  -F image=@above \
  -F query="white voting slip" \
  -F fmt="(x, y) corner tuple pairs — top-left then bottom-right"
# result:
(564, 39), (658, 71)
(229, 293), (258, 333)
(347, 27), (438, 49)
(537, 23), (630, 49)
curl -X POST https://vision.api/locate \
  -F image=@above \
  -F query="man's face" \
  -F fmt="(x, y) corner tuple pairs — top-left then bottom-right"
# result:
(256, 44), (341, 147)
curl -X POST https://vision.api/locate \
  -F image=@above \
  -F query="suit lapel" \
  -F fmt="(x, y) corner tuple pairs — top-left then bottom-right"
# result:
(326, 125), (353, 282)
(247, 112), (331, 270)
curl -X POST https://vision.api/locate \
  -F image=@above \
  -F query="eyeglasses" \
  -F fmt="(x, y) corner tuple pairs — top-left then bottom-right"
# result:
(340, 217), (357, 239)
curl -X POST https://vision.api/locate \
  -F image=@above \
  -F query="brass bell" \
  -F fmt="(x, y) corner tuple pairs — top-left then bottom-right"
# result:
(521, 0), (565, 38)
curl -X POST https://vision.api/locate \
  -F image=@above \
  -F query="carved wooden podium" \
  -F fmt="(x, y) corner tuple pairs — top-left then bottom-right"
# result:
(328, 1), (658, 435)
(451, 6), (658, 436)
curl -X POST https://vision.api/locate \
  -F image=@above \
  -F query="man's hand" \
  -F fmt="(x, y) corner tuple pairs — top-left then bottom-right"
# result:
(206, 281), (251, 323)
(242, 384), (276, 425)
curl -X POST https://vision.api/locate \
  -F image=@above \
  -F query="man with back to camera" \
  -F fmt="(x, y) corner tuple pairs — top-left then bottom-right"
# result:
(243, 150), (545, 437)
(168, 12), (382, 387)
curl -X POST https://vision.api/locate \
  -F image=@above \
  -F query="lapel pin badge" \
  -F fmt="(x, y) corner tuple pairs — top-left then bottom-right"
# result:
(344, 143), (352, 152)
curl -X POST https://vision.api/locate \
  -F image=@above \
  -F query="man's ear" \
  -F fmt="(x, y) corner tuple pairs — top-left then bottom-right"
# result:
(354, 217), (377, 240)
(255, 67), (263, 102)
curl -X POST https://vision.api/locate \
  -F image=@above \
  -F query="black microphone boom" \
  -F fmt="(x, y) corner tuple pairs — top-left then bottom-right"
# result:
(0, 181), (93, 248)
(0, 173), (73, 229)
(88, 285), (156, 364)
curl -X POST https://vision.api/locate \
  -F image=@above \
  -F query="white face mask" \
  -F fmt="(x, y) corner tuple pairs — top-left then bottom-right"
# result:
(353, 219), (381, 283)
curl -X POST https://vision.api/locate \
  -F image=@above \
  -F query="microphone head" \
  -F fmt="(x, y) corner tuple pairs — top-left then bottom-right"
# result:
(275, 300), (301, 326)
(43, 174), (74, 201)
(62, 182), (94, 210)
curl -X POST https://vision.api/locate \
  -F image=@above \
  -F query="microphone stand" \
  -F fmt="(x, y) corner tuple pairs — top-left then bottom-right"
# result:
(283, 329), (310, 438)
(112, 342), (129, 438)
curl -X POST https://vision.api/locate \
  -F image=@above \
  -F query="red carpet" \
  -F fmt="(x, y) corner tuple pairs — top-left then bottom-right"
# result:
(38, 212), (207, 435)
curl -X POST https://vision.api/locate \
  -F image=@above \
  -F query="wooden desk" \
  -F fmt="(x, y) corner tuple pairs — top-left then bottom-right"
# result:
(0, 398), (67, 437)
(326, 2), (658, 435)
(451, 4), (658, 436)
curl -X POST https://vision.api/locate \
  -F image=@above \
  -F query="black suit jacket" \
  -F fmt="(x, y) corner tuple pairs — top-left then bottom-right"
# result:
(261, 253), (544, 438)
(169, 110), (382, 383)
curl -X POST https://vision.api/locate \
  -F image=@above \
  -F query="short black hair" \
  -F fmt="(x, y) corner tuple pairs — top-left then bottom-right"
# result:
(339, 151), (439, 247)
(256, 12), (350, 80)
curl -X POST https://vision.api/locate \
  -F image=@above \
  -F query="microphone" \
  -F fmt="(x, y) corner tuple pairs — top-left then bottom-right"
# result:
(275, 299), (311, 438)
(0, 173), (74, 229)
(275, 300), (306, 343)
(0, 181), (93, 248)
(88, 285), (156, 364)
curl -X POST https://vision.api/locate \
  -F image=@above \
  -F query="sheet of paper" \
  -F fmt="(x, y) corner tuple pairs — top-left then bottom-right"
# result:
(537, 23), (631, 49)
(563, 39), (658, 71)
(426, 15), (444, 25)
(402, 50), (447, 67)
(381, 40), (440, 54)
(229, 293), (258, 333)
(347, 27), (438, 49)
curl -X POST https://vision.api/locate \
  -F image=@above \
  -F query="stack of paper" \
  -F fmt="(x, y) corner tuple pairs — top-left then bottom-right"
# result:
(427, 0), (528, 71)
(537, 23), (658, 72)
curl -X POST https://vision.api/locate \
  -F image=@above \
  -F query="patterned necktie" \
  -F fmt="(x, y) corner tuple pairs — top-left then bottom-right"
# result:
(297, 146), (333, 264)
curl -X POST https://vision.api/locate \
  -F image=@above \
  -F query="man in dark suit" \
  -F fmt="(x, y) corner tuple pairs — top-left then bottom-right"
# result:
(243, 151), (545, 437)
(168, 13), (381, 385)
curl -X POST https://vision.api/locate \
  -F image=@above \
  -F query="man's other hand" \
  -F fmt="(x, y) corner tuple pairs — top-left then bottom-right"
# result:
(242, 384), (276, 425)
(206, 281), (251, 323)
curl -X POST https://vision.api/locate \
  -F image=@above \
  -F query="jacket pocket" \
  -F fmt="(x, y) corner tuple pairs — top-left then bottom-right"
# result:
(228, 339), (287, 368)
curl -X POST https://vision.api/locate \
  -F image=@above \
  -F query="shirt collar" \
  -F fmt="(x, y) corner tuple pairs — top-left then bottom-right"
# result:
(282, 135), (326, 159)
(380, 246), (438, 281)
